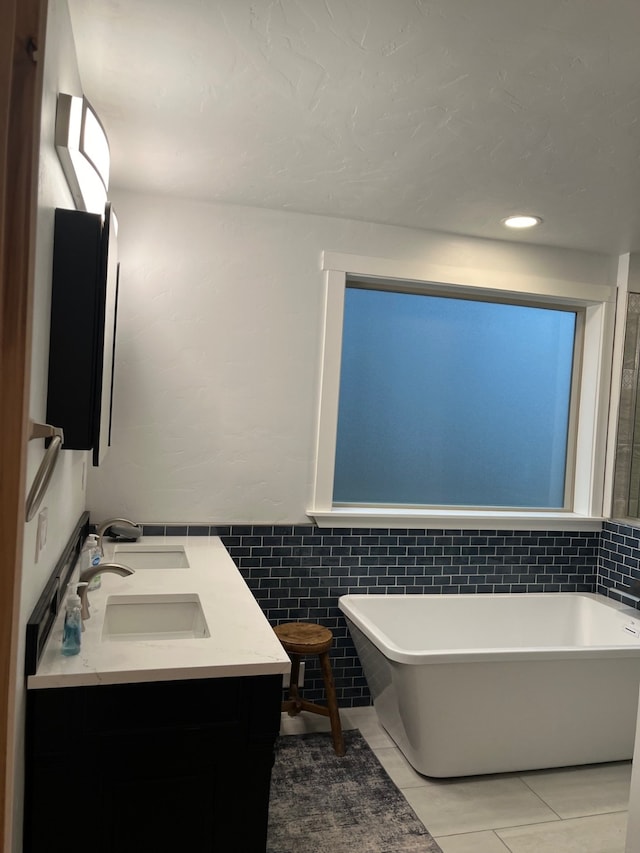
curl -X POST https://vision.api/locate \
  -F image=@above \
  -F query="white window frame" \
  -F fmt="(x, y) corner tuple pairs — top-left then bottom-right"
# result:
(308, 251), (616, 530)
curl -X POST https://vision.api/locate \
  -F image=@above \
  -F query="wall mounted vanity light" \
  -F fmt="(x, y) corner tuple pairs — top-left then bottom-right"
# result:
(55, 93), (110, 215)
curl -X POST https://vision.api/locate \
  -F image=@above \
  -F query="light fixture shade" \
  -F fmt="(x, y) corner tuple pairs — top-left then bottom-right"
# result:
(55, 93), (110, 215)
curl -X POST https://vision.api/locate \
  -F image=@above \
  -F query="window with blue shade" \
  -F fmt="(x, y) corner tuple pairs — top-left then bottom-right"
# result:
(333, 286), (577, 509)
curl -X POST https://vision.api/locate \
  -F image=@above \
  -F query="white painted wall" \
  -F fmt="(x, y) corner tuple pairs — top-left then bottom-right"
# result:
(14, 2), (88, 848)
(87, 190), (615, 523)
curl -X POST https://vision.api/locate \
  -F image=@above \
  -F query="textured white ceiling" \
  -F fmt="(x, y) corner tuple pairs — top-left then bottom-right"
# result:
(67, 0), (640, 254)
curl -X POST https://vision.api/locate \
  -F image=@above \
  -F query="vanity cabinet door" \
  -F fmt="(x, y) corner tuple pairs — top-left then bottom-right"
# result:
(97, 728), (224, 851)
(93, 727), (276, 852)
(24, 675), (281, 853)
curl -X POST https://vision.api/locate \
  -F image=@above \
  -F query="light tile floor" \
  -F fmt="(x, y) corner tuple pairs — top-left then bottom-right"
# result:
(279, 706), (632, 853)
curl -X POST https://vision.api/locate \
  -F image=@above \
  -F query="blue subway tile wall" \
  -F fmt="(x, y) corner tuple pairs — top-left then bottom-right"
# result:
(142, 523), (598, 706)
(598, 521), (640, 609)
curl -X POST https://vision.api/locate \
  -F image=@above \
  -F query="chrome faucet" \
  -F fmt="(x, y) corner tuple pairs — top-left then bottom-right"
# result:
(95, 517), (141, 556)
(78, 562), (135, 621)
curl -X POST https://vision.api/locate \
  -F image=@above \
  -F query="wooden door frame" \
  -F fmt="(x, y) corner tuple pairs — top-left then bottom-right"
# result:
(0, 0), (48, 848)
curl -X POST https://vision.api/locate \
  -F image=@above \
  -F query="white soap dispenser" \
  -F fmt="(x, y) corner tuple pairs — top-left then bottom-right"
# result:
(83, 533), (102, 590)
(80, 534), (97, 569)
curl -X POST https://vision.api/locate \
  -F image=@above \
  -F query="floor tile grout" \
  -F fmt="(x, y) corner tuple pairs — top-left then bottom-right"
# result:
(434, 829), (513, 852)
(516, 775), (563, 821)
(488, 830), (516, 853)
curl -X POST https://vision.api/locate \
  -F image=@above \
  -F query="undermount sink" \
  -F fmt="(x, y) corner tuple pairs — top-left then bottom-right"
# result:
(113, 544), (190, 569)
(102, 594), (210, 641)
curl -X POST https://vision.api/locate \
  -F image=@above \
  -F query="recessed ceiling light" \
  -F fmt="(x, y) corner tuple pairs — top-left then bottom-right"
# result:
(502, 215), (542, 229)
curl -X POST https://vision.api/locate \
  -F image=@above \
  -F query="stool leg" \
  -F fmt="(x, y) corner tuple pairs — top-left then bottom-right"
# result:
(285, 655), (302, 716)
(319, 650), (345, 756)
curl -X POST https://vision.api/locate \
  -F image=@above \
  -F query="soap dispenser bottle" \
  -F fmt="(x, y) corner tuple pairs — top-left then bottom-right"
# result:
(61, 583), (86, 656)
(84, 533), (102, 591)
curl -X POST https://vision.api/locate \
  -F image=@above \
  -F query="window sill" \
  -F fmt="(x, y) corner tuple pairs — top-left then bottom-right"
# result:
(307, 507), (605, 531)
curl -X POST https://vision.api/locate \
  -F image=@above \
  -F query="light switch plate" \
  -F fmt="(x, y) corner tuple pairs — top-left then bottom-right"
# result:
(35, 507), (48, 562)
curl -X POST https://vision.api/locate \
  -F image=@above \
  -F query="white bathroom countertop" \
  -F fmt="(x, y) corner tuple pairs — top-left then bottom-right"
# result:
(27, 536), (291, 689)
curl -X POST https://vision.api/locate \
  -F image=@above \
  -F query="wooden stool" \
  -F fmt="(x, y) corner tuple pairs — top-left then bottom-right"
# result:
(274, 622), (345, 756)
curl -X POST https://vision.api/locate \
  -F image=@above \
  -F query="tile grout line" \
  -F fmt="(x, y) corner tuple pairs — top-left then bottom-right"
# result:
(493, 811), (629, 853)
(434, 828), (513, 853)
(371, 745), (431, 790)
(492, 829), (520, 853)
(517, 774), (563, 821)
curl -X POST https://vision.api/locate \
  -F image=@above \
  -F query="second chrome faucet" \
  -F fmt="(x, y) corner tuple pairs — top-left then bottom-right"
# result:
(94, 517), (141, 556)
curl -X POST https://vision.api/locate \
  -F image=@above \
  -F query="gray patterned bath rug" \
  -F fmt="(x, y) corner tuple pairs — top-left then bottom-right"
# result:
(267, 729), (442, 853)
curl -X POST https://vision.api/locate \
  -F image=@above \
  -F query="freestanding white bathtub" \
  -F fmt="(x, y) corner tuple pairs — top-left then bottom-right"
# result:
(339, 593), (640, 777)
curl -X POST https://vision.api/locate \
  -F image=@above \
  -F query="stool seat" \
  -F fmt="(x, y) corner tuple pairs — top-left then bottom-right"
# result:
(273, 622), (333, 655)
(274, 621), (345, 756)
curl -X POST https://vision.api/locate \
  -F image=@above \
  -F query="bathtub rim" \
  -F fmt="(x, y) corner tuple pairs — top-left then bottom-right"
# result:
(338, 592), (640, 664)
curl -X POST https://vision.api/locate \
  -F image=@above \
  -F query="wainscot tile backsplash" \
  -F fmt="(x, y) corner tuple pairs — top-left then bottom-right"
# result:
(141, 523), (604, 706)
(598, 520), (640, 607)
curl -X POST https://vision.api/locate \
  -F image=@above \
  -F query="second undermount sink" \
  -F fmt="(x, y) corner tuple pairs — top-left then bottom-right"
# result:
(102, 594), (210, 641)
(113, 544), (190, 569)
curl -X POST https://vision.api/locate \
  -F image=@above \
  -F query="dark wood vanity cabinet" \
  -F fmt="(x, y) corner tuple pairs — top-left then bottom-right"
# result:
(24, 674), (282, 853)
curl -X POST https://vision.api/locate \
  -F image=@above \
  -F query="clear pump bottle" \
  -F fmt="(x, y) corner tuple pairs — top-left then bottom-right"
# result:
(61, 583), (86, 656)
(83, 533), (102, 590)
